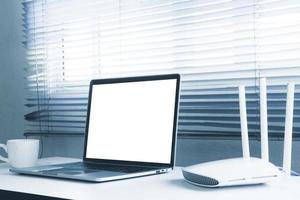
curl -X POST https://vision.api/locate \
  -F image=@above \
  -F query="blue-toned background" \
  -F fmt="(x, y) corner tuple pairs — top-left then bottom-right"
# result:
(0, 0), (299, 173)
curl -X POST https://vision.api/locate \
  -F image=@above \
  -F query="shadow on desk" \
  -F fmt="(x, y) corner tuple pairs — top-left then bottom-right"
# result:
(0, 190), (70, 200)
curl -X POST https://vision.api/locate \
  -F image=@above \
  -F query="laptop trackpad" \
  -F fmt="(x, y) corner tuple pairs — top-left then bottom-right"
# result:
(78, 170), (125, 177)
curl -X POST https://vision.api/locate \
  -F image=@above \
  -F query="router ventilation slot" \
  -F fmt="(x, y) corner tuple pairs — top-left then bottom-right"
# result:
(182, 171), (219, 186)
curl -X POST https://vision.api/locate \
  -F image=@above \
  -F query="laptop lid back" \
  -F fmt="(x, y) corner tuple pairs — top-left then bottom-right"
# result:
(83, 74), (180, 168)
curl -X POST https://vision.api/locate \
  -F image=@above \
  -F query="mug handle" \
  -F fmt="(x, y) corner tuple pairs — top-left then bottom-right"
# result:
(0, 144), (8, 163)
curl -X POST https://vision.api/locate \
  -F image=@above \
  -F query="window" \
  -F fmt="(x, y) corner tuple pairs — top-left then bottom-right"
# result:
(24, 0), (300, 138)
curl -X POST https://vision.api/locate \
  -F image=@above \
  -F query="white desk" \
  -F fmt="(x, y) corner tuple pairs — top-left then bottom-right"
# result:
(0, 157), (300, 200)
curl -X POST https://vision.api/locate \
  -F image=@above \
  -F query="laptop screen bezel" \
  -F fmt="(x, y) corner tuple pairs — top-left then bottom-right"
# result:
(83, 74), (180, 168)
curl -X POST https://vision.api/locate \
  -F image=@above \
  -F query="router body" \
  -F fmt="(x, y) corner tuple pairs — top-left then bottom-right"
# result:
(182, 157), (280, 187)
(182, 79), (294, 187)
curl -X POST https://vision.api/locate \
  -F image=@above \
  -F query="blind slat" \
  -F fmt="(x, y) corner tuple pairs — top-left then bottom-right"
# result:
(23, 0), (300, 138)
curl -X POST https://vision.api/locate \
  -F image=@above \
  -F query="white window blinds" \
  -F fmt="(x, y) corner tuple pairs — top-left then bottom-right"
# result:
(23, 0), (300, 138)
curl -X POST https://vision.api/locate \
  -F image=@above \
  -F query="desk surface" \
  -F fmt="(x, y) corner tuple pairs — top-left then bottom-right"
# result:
(0, 157), (300, 200)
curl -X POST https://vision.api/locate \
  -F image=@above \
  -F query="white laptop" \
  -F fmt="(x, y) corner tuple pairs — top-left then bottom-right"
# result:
(11, 74), (180, 182)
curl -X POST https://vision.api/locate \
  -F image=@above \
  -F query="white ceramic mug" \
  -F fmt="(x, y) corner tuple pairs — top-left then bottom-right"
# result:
(0, 139), (39, 168)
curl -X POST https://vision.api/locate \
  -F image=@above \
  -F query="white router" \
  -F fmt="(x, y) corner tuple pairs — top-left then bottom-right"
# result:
(182, 78), (295, 187)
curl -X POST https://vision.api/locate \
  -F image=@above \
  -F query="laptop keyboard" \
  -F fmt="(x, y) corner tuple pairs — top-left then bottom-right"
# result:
(40, 162), (158, 174)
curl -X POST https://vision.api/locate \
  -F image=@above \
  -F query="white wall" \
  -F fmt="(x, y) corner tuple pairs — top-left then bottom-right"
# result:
(0, 0), (26, 145)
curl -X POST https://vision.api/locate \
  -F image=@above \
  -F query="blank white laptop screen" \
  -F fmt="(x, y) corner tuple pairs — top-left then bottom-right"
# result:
(86, 79), (177, 164)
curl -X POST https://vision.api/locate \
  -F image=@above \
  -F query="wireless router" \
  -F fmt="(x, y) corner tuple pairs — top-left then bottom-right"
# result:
(182, 79), (295, 187)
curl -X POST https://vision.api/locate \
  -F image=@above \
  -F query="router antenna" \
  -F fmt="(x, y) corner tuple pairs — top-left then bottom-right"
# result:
(260, 78), (269, 162)
(283, 83), (295, 175)
(239, 85), (250, 159)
